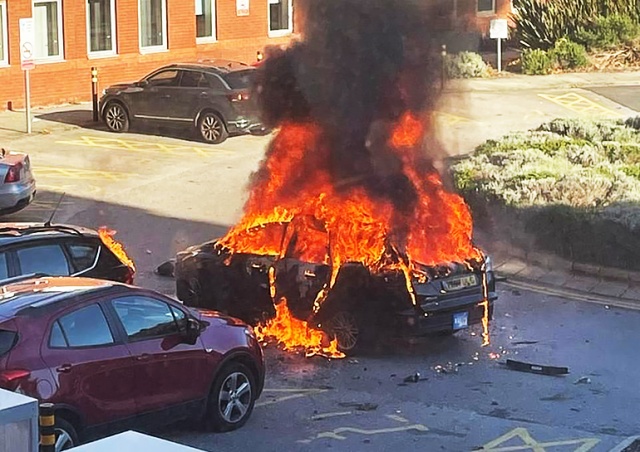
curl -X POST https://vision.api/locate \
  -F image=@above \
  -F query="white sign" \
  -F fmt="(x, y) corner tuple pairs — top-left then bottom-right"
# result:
(236, 0), (249, 16)
(19, 18), (35, 71)
(489, 19), (509, 40)
(195, 0), (203, 16)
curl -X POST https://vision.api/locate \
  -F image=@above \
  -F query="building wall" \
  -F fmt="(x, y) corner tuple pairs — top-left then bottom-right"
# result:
(0, 0), (295, 110)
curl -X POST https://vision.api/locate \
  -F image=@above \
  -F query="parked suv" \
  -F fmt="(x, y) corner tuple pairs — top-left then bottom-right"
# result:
(0, 223), (135, 284)
(0, 276), (265, 449)
(100, 60), (265, 144)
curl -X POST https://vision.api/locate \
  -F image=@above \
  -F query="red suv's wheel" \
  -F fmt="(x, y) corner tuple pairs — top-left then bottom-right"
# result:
(204, 362), (256, 432)
(54, 418), (78, 451)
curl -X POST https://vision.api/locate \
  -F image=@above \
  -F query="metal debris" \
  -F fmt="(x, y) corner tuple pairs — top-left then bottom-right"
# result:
(505, 359), (569, 376)
(574, 376), (591, 385)
(155, 259), (175, 277)
(404, 372), (422, 383)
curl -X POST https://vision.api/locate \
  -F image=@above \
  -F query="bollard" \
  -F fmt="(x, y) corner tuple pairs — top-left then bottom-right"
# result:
(440, 44), (447, 90)
(91, 67), (99, 122)
(39, 403), (55, 452)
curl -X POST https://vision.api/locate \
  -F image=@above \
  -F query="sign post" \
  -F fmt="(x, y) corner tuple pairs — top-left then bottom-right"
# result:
(489, 19), (508, 73)
(19, 18), (35, 134)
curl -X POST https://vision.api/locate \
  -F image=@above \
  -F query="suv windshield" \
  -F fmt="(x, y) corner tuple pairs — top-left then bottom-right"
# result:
(222, 70), (255, 89)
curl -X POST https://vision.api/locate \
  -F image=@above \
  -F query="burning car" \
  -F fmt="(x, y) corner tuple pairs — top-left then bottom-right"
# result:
(175, 216), (496, 353)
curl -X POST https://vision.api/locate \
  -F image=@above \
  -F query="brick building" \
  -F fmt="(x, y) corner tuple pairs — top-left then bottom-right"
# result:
(0, 0), (511, 110)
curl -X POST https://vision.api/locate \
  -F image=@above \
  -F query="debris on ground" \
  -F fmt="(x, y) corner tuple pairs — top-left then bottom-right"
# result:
(504, 359), (569, 376)
(155, 259), (175, 277)
(574, 376), (591, 385)
(511, 340), (539, 346)
(434, 362), (464, 375)
(338, 402), (378, 411)
(348, 359), (359, 364)
(404, 372), (422, 383)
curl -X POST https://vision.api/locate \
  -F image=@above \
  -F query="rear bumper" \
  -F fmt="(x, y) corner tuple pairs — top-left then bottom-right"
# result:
(0, 179), (36, 211)
(227, 117), (263, 134)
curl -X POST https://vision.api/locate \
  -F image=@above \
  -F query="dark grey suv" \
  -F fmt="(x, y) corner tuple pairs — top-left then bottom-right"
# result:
(99, 60), (264, 144)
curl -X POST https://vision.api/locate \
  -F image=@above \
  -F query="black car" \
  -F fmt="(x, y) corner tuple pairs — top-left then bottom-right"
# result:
(100, 60), (265, 144)
(0, 223), (135, 284)
(175, 218), (497, 353)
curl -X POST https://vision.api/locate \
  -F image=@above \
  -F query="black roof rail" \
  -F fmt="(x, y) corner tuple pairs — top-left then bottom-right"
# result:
(0, 273), (50, 286)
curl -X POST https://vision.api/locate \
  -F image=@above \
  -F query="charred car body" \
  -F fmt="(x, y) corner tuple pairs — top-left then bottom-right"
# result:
(176, 218), (497, 352)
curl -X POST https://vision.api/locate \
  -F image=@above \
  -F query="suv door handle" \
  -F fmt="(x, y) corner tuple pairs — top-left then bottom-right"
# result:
(56, 364), (72, 373)
(136, 354), (151, 361)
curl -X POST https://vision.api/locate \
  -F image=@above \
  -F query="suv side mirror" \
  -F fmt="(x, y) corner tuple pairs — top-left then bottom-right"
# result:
(136, 80), (149, 88)
(184, 318), (201, 344)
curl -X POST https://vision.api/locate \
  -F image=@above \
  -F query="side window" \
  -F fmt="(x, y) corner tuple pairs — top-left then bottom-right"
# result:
(146, 69), (179, 87)
(112, 296), (179, 341)
(17, 244), (70, 276)
(66, 243), (99, 273)
(52, 304), (115, 348)
(0, 252), (8, 280)
(179, 70), (207, 88)
(205, 73), (227, 90)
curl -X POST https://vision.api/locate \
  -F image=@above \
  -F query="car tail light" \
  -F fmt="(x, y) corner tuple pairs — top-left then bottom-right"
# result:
(0, 369), (30, 391)
(4, 163), (23, 183)
(228, 92), (250, 102)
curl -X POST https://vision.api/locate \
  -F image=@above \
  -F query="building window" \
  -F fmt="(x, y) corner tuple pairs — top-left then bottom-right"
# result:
(0, 1), (7, 65)
(33, 0), (64, 60)
(196, 0), (216, 42)
(139, 0), (167, 52)
(87, 0), (116, 56)
(477, 0), (495, 14)
(268, 0), (292, 36)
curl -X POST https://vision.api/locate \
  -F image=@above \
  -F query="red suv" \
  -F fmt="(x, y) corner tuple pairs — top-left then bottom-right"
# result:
(0, 276), (265, 450)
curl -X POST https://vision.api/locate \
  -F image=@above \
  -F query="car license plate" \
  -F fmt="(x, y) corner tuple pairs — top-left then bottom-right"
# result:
(453, 311), (469, 330)
(442, 274), (477, 291)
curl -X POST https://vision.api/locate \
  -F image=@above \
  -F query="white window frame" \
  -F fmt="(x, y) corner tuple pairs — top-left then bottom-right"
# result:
(33, 0), (65, 62)
(196, 0), (217, 44)
(267, 0), (292, 38)
(138, 0), (167, 54)
(0, 1), (8, 66)
(86, 0), (117, 58)
(477, 0), (496, 15)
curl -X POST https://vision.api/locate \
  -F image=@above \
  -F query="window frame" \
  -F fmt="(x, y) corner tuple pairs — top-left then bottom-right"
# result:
(86, 0), (117, 58)
(477, 0), (496, 15)
(33, 0), (65, 62)
(138, 0), (168, 54)
(0, 1), (8, 66)
(48, 303), (117, 350)
(196, 0), (217, 44)
(267, 0), (293, 38)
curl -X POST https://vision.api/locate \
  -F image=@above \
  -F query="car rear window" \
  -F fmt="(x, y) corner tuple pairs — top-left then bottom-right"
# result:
(66, 243), (99, 273)
(17, 245), (70, 276)
(0, 330), (18, 357)
(222, 70), (255, 89)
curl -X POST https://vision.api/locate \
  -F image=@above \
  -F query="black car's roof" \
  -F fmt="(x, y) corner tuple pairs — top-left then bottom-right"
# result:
(161, 60), (254, 76)
(0, 277), (122, 319)
(0, 223), (99, 246)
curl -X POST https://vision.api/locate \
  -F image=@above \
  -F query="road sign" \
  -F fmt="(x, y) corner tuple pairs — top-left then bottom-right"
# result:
(19, 18), (35, 70)
(489, 19), (508, 40)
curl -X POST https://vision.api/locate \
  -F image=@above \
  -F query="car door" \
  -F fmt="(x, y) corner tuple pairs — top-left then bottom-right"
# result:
(107, 295), (212, 414)
(40, 302), (137, 426)
(177, 69), (209, 121)
(129, 69), (182, 121)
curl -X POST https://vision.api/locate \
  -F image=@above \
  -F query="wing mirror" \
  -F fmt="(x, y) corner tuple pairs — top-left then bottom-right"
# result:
(184, 318), (201, 344)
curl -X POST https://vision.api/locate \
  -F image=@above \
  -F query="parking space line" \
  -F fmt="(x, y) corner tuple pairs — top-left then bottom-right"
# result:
(57, 135), (233, 157)
(255, 388), (329, 407)
(538, 92), (623, 118)
(34, 166), (137, 181)
(310, 411), (353, 421)
(479, 427), (600, 452)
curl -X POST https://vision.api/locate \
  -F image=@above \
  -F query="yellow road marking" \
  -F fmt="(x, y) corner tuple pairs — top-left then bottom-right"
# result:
(34, 166), (136, 181)
(255, 388), (329, 407)
(480, 427), (600, 452)
(57, 135), (232, 157)
(538, 92), (623, 118)
(297, 414), (429, 444)
(434, 111), (472, 126)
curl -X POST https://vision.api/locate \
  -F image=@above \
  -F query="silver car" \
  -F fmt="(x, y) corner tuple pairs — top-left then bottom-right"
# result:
(0, 149), (36, 214)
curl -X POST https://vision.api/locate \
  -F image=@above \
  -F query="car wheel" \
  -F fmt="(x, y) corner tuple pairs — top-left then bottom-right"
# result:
(54, 418), (79, 452)
(205, 362), (256, 432)
(104, 102), (130, 133)
(198, 112), (228, 144)
(325, 310), (361, 353)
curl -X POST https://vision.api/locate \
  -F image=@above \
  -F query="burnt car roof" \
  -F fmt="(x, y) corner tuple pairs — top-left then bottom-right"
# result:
(0, 223), (99, 245)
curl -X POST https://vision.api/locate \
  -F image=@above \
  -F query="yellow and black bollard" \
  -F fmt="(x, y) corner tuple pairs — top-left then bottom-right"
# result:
(39, 403), (55, 452)
(91, 67), (99, 122)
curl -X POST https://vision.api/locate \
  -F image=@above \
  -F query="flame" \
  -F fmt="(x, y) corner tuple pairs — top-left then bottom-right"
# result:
(98, 227), (136, 272)
(256, 300), (345, 359)
(219, 112), (488, 356)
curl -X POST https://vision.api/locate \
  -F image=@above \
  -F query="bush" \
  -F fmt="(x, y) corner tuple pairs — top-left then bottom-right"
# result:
(549, 38), (589, 69)
(445, 52), (489, 79)
(521, 48), (554, 74)
(574, 14), (640, 50)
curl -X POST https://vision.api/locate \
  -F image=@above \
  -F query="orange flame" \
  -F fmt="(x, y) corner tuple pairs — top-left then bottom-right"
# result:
(98, 227), (136, 272)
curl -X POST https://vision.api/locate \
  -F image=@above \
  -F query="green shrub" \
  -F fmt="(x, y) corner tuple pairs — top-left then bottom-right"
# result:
(574, 14), (640, 50)
(445, 52), (489, 79)
(521, 48), (554, 74)
(549, 38), (589, 69)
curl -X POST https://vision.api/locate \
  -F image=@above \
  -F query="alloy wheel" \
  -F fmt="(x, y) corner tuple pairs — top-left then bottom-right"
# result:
(201, 115), (223, 142)
(105, 104), (126, 132)
(218, 371), (252, 424)
(54, 427), (74, 452)
(328, 311), (360, 351)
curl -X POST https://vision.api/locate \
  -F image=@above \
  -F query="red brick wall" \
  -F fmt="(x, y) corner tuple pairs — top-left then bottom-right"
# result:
(0, 0), (295, 109)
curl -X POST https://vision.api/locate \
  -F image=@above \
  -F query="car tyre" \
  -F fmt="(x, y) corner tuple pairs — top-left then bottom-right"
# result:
(204, 362), (256, 432)
(198, 112), (228, 144)
(325, 310), (363, 353)
(54, 417), (79, 452)
(103, 101), (130, 133)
